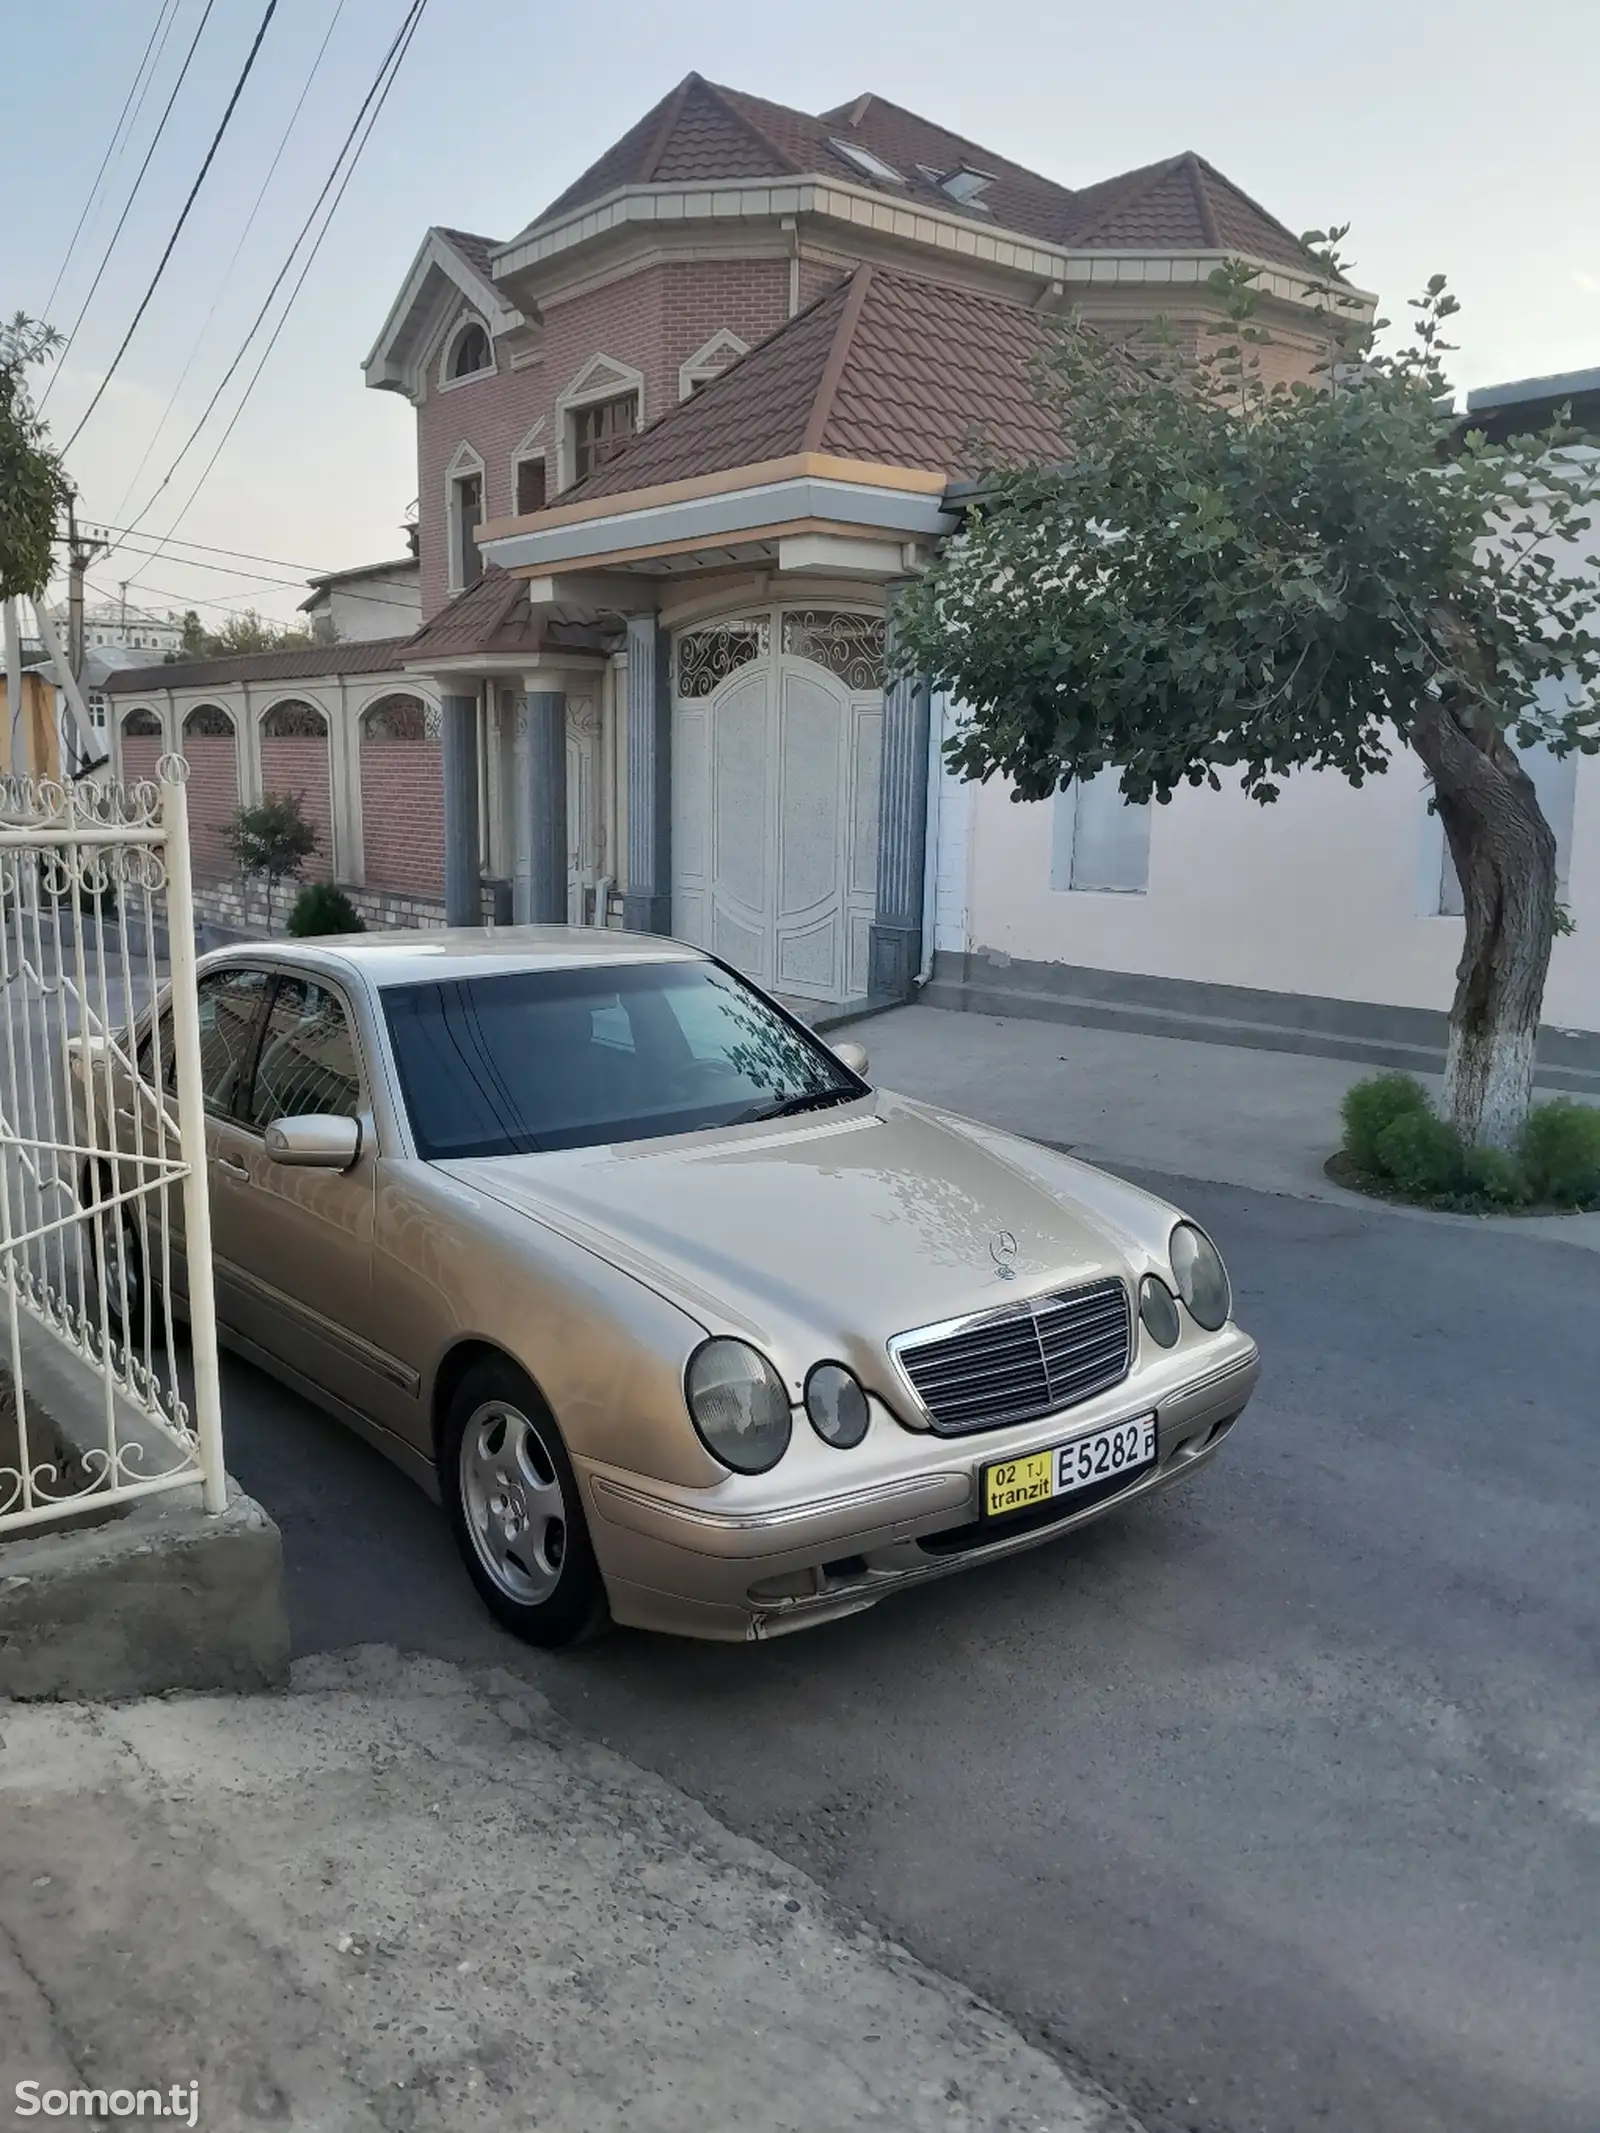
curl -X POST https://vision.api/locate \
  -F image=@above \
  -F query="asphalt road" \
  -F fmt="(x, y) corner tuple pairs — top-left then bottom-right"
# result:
(220, 1170), (1600, 2133)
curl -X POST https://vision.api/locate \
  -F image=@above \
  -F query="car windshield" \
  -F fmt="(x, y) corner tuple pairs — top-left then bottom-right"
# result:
(381, 960), (865, 1159)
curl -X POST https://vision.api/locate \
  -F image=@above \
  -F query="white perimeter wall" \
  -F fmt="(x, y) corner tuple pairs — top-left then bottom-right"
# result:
(952, 738), (1600, 1036)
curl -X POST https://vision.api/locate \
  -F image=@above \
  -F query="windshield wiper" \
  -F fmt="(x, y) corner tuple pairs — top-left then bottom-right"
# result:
(730, 1087), (860, 1127)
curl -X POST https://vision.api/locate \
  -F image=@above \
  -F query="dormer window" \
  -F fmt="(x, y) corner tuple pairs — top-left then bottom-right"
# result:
(443, 319), (493, 384)
(829, 139), (904, 185)
(940, 166), (994, 206)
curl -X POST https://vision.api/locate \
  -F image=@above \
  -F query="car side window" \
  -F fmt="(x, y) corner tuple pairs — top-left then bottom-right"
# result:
(193, 968), (274, 1118)
(246, 978), (362, 1131)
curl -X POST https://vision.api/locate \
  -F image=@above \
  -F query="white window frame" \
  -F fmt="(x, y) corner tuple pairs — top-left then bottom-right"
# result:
(437, 313), (495, 392)
(510, 417), (548, 516)
(1050, 770), (1152, 894)
(443, 441), (487, 595)
(678, 327), (750, 402)
(555, 353), (645, 492)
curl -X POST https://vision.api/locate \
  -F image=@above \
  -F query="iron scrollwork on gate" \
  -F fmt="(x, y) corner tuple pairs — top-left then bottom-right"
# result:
(781, 610), (886, 691)
(675, 617), (770, 699)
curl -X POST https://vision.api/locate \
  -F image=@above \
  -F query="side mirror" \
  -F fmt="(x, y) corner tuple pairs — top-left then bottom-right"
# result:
(264, 1114), (362, 1171)
(833, 1040), (870, 1078)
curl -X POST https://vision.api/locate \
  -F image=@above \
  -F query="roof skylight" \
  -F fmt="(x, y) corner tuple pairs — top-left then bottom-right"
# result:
(940, 166), (994, 205)
(829, 139), (906, 185)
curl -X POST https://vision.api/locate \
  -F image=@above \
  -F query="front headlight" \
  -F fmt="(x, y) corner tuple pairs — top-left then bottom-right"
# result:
(1169, 1222), (1231, 1331)
(804, 1361), (870, 1448)
(685, 1338), (792, 1473)
(1139, 1275), (1181, 1347)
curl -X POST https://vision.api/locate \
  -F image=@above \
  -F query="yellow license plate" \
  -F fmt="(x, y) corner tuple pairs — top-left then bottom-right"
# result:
(982, 1413), (1157, 1519)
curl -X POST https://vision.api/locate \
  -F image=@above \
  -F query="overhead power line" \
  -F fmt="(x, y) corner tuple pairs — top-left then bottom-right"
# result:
(112, 0), (353, 522)
(62, 519), (336, 574)
(115, 0), (428, 568)
(41, 0), (178, 321)
(39, 0), (219, 412)
(62, 0), (283, 455)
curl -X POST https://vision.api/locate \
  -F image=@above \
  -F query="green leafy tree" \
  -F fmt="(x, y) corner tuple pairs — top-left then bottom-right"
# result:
(0, 315), (71, 602)
(221, 792), (318, 932)
(177, 608), (312, 659)
(896, 246), (1600, 1149)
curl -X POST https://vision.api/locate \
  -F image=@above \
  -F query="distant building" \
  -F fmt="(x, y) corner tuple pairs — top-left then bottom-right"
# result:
(299, 554), (421, 644)
(46, 597), (183, 658)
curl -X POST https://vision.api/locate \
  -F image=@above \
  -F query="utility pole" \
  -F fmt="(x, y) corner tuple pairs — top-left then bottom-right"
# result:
(65, 494), (108, 687)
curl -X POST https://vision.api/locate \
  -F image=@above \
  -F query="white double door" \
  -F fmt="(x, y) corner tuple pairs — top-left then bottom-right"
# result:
(672, 622), (881, 1003)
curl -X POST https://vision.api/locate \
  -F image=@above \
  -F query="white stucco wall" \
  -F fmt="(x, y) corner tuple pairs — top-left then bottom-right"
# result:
(954, 744), (1600, 1036)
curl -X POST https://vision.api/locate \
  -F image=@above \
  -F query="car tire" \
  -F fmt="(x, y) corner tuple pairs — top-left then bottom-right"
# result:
(440, 1355), (610, 1648)
(84, 1162), (149, 1345)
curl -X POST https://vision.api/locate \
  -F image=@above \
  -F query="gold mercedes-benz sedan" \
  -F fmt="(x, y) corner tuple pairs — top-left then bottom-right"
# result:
(88, 929), (1258, 1645)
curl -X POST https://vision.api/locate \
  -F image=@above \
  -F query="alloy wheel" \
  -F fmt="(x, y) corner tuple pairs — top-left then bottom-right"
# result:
(458, 1400), (568, 1604)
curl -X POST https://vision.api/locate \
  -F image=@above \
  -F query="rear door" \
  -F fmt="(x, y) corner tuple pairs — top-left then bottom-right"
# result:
(141, 963), (275, 1320)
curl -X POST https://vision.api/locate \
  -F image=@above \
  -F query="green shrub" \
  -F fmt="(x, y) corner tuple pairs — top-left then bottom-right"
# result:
(1341, 1073), (1432, 1176)
(1461, 1145), (1530, 1207)
(1518, 1099), (1600, 1207)
(286, 882), (366, 938)
(1372, 1109), (1467, 1197)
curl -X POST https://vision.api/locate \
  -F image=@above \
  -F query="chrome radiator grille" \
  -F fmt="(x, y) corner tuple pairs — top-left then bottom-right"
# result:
(892, 1278), (1132, 1435)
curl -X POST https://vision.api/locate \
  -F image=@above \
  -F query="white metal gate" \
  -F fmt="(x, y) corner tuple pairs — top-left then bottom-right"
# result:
(0, 763), (225, 1533)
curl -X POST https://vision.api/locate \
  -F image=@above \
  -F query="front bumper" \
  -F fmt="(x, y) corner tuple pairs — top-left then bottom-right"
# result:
(579, 1329), (1260, 1640)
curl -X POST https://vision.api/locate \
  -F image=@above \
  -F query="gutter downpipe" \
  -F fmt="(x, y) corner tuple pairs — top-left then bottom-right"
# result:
(915, 687), (942, 989)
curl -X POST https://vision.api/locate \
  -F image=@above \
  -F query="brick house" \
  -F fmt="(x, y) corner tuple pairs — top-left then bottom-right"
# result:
(109, 73), (1362, 995)
(357, 71), (1359, 1003)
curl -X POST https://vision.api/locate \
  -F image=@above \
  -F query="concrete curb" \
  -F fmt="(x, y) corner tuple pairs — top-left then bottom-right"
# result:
(0, 1481), (289, 1700)
(0, 1316), (289, 1700)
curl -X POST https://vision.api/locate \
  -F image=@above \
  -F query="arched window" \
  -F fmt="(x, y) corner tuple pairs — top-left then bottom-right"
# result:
(183, 704), (233, 738)
(447, 321), (491, 380)
(122, 708), (162, 737)
(261, 700), (327, 739)
(361, 693), (437, 742)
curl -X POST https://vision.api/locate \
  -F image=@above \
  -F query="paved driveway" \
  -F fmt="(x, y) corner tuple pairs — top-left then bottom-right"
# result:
(223, 1148), (1600, 2133)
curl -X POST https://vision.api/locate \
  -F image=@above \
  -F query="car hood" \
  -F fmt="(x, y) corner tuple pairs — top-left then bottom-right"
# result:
(441, 1094), (1179, 1408)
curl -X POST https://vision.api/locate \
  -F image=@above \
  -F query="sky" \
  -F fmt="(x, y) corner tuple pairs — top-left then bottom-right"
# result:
(7, 0), (1600, 632)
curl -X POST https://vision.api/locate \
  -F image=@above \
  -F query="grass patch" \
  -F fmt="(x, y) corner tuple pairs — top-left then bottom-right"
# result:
(1332, 1075), (1600, 1215)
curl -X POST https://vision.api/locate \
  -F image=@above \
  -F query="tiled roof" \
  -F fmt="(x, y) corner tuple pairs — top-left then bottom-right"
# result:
(525, 73), (1324, 275)
(104, 639), (413, 694)
(400, 567), (609, 663)
(435, 227), (500, 286)
(560, 264), (1069, 501)
(1060, 152), (1316, 272)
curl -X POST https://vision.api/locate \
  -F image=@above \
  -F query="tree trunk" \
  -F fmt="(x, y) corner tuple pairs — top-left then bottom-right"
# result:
(1408, 696), (1557, 1150)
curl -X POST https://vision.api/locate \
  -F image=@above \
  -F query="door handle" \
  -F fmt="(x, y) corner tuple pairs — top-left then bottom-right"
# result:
(216, 1154), (251, 1181)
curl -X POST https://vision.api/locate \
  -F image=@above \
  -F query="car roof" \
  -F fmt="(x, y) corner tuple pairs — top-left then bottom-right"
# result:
(197, 925), (708, 990)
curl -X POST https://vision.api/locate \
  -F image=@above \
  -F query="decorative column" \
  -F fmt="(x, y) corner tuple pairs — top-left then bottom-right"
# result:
(622, 615), (672, 934)
(867, 602), (932, 1000)
(522, 689), (568, 924)
(441, 690), (480, 926)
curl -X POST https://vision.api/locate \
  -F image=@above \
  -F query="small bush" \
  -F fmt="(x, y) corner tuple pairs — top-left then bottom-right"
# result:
(286, 883), (366, 938)
(1372, 1109), (1467, 1197)
(1461, 1145), (1530, 1207)
(1519, 1099), (1600, 1207)
(1341, 1074), (1431, 1175)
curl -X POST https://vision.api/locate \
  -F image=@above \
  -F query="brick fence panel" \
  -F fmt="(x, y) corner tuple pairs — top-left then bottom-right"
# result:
(180, 733), (239, 883)
(259, 734), (333, 883)
(360, 733), (444, 898)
